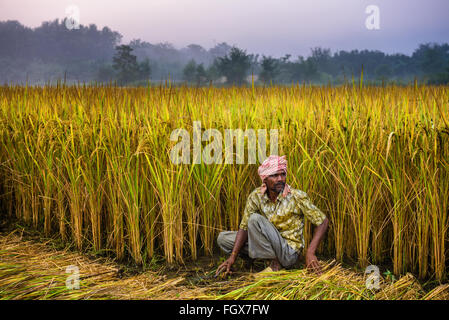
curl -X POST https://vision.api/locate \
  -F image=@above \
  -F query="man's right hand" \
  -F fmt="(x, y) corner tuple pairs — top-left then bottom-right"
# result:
(215, 255), (236, 277)
(216, 229), (248, 277)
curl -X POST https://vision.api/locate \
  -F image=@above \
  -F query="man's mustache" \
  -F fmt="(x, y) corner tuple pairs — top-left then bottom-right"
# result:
(275, 182), (285, 187)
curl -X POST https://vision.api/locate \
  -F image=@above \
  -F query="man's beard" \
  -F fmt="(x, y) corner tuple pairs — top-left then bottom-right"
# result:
(271, 182), (285, 194)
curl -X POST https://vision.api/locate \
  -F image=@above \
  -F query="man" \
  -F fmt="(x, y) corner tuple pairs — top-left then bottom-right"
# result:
(216, 155), (329, 276)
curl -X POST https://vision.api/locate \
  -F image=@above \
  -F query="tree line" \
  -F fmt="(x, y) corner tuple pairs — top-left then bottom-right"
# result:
(1, 18), (448, 85)
(181, 45), (449, 86)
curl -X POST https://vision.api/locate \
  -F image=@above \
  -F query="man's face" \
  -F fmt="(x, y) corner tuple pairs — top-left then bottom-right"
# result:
(265, 170), (286, 194)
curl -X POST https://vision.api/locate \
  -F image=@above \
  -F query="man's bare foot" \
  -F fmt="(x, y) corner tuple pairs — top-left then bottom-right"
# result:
(269, 258), (282, 271)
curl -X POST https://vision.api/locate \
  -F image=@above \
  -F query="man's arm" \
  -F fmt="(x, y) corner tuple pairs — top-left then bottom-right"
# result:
(215, 229), (248, 277)
(216, 191), (259, 277)
(306, 218), (329, 274)
(296, 191), (329, 274)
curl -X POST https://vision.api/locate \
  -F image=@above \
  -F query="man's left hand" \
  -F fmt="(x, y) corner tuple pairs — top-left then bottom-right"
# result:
(306, 251), (322, 275)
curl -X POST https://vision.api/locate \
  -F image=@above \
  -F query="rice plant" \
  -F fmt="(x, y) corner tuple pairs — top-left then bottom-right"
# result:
(0, 83), (448, 281)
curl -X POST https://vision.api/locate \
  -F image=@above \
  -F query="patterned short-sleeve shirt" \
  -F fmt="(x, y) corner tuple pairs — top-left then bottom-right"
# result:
(239, 186), (327, 252)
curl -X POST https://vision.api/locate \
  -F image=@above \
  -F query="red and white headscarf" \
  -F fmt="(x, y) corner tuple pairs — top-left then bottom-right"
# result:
(257, 155), (291, 196)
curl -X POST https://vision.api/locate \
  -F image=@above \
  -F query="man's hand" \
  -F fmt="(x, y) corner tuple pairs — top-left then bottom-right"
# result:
(306, 251), (322, 275)
(216, 229), (248, 278)
(215, 255), (236, 277)
(305, 218), (328, 275)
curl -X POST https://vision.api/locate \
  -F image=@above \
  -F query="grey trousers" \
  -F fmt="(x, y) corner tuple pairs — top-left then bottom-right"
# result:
(217, 213), (299, 268)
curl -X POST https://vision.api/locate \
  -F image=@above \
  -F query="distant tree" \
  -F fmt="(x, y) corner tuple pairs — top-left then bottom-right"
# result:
(215, 47), (251, 85)
(289, 56), (319, 83)
(195, 63), (209, 85)
(375, 64), (392, 81)
(138, 58), (151, 81)
(309, 47), (335, 76)
(113, 45), (140, 84)
(206, 61), (220, 83)
(413, 43), (449, 77)
(96, 64), (116, 82)
(182, 60), (210, 86)
(183, 59), (197, 83)
(1, 18), (448, 85)
(183, 44), (209, 64)
(0, 20), (33, 59)
(387, 53), (412, 78)
(248, 53), (260, 77)
(428, 65), (449, 84)
(259, 56), (279, 84)
(209, 42), (232, 60)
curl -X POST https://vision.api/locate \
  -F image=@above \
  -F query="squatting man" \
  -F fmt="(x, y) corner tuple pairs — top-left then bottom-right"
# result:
(216, 155), (329, 276)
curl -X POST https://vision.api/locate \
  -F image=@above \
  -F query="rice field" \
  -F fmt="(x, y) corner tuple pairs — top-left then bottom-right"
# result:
(0, 82), (448, 284)
(1, 231), (448, 300)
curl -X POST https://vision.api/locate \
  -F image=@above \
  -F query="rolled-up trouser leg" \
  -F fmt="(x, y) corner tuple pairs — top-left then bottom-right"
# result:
(247, 214), (299, 267)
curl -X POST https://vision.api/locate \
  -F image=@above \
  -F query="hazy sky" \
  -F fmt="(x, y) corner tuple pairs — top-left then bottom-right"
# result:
(1, 0), (448, 57)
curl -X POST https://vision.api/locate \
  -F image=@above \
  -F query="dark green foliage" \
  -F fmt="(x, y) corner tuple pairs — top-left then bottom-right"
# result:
(138, 58), (151, 81)
(195, 63), (209, 86)
(215, 47), (252, 85)
(428, 66), (449, 84)
(0, 19), (448, 85)
(259, 56), (279, 84)
(182, 59), (197, 83)
(112, 45), (151, 84)
(96, 64), (116, 82)
(113, 45), (139, 84)
(183, 59), (211, 86)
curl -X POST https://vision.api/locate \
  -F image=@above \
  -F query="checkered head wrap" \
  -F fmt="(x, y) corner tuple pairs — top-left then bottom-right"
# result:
(257, 155), (290, 196)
